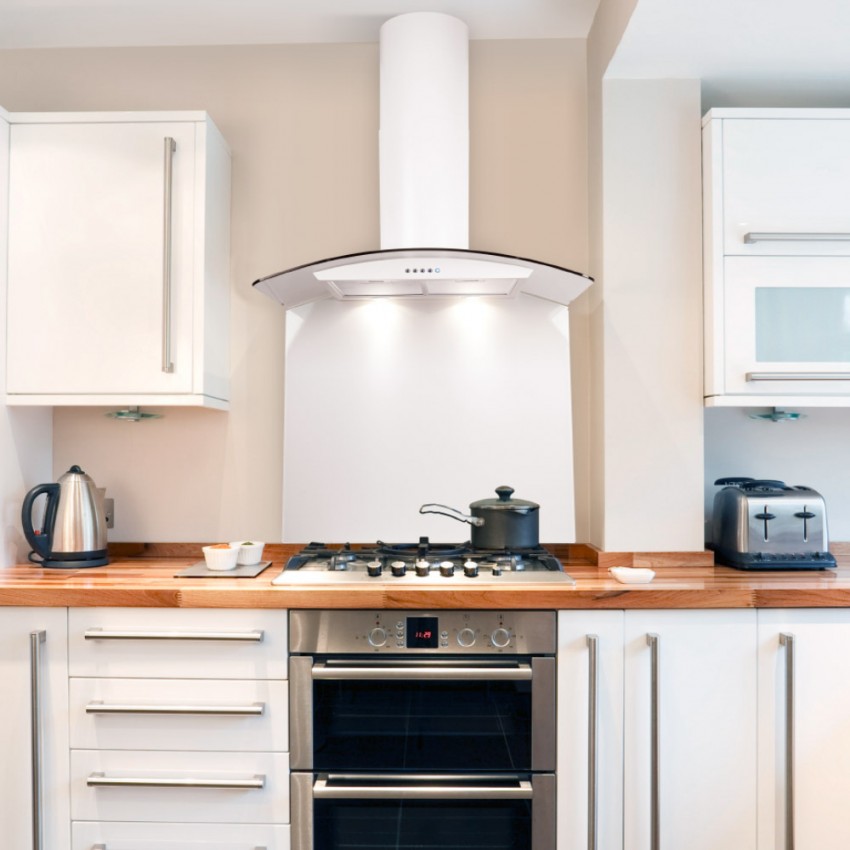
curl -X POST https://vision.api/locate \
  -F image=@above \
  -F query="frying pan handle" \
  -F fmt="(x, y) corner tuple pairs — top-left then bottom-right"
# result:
(419, 503), (485, 527)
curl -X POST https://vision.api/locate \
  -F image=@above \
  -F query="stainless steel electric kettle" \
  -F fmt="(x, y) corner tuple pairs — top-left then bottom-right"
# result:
(21, 465), (109, 568)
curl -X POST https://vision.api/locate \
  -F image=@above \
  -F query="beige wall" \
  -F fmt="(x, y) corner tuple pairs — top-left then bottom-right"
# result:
(0, 41), (589, 544)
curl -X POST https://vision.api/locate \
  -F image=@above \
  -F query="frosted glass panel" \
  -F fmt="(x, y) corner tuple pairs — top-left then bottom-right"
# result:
(756, 287), (850, 362)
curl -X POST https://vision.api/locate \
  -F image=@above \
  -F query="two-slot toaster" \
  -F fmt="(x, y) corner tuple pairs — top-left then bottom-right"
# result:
(710, 477), (836, 570)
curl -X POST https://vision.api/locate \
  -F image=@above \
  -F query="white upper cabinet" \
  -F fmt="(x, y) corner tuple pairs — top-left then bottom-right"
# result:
(703, 108), (850, 405)
(5, 112), (231, 408)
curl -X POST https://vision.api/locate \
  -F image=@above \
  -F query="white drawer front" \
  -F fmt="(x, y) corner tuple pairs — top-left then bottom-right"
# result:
(69, 608), (287, 679)
(72, 820), (290, 849)
(70, 678), (288, 751)
(72, 750), (289, 824)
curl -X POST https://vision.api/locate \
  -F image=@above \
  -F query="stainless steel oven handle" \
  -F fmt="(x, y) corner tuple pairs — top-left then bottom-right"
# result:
(311, 662), (533, 680)
(314, 774), (534, 800)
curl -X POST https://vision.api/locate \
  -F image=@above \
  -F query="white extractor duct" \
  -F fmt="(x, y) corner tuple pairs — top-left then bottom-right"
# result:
(253, 11), (592, 308)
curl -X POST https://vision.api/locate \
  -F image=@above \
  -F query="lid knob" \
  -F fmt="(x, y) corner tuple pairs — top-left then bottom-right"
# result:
(496, 486), (514, 502)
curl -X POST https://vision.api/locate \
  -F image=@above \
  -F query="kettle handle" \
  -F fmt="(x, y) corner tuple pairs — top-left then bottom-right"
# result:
(21, 483), (59, 562)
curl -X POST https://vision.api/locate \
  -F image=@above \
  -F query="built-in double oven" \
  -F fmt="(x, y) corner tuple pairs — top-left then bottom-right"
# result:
(288, 609), (557, 850)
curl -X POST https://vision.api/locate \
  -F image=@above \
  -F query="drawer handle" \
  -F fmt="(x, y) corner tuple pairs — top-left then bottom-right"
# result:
(744, 231), (850, 243)
(87, 772), (265, 789)
(746, 372), (850, 382)
(91, 846), (267, 850)
(85, 701), (265, 716)
(83, 628), (264, 642)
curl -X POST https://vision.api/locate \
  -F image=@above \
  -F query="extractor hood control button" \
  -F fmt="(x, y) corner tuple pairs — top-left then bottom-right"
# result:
(391, 560), (407, 577)
(367, 560), (383, 577)
(368, 627), (388, 648)
(463, 560), (479, 578)
(439, 561), (455, 578)
(491, 628), (512, 648)
(457, 627), (476, 647)
(415, 559), (430, 577)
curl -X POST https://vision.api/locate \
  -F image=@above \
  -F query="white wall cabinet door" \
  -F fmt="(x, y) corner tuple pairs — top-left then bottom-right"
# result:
(6, 113), (230, 408)
(758, 609), (850, 850)
(0, 607), (70, 850)
(624, 610), (757, 850)
(557, 611), (624, 850)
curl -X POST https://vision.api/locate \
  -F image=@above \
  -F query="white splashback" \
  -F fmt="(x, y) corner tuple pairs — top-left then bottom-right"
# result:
(283, 295), (576, 543)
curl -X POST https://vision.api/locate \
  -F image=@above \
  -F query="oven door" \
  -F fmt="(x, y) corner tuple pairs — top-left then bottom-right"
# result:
(291, 772), (555, 850)
(289, 655), (555, 773)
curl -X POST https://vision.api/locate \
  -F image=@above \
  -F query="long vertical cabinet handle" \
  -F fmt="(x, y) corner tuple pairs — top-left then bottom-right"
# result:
(162, 136), (177, 374)
(30, 631), (46, 850)
(779, 633), (795, 850)
(586, 635), (599, 850)
(646, 633), (660, 850)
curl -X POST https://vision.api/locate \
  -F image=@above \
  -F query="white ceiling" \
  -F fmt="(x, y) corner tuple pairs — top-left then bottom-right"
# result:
(0, 0), (601, 49)
(608, 0), (850, 101)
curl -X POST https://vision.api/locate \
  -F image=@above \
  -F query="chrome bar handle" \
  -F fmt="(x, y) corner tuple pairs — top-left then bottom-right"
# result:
(744, 231), (850, 243)
(312, 663), (532, 681)
(647, 633), (660, 850)
(30, 631), (46, 850)
(91, 844), (267, 850)
(85, 701), (265, 716)
(84, 628), (264, 642)
(780, 633), (796, 850)
(314, 775), (534, 800)
(87, 772), (265, 789)
(747, 371), (850, 382)
(162, 136), (176, 374)
(587, 635), (599, 850)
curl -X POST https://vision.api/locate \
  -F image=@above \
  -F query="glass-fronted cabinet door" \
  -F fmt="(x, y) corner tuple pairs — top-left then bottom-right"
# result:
(716, 255), (850, 397)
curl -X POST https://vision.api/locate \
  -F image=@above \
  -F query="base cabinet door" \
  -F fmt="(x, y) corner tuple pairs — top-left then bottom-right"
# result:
(0, 607), (70, 850)
(72, 821), (290, 849)
(557, 611), (624, 850)
(758, 610), (850, 850)
(624, 610), (757, 850)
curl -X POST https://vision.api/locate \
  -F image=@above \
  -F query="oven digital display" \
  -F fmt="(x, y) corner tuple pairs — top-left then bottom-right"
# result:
(407, 616), (439, 648)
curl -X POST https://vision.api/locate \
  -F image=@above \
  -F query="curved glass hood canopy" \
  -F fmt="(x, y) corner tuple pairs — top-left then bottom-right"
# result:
(253, 12), (593, 310)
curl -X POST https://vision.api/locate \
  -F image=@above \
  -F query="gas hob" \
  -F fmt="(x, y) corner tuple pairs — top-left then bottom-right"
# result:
(271, 539), (575, 585)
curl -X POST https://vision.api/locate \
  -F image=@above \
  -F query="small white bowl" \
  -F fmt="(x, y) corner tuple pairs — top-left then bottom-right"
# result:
(202, 544), (239, 572)
(608, 566), (656, 584)
(230, 541), (265, 566)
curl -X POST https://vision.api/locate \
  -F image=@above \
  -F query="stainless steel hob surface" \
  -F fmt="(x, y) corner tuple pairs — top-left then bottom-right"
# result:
(272, 539), (575, 585)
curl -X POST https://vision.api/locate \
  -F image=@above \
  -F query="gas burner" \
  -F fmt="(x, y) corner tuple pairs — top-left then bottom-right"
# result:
(273, 538), (575, 585)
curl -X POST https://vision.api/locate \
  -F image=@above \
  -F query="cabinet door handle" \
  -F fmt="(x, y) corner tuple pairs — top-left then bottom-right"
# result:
(587, 635), (599, 850)
(83, 628), (264, 642)
(746, 371), (850, 382)
(744, 231), (850, 243)
(91, 846), (267, 850)
(85, 701), (265, 716)
(87, 772), (265, 789)
(162, 136), (176, 374)
(646, 633), (660, 850)
(30, 631), (46, 850)
(780, 633), (796, 850)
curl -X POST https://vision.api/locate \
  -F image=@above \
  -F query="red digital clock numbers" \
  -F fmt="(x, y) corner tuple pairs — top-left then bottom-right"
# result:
(407, 616), (439, 648)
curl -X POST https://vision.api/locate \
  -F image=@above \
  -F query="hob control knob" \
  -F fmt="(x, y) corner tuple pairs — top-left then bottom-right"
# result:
(367, 559), (383, 577)
(463, 560), (479, 578)
(457, 627), (476, 647)
(439, 561), (455, 578)
(415, 559), (430, 577)
(490, 563), (502, 577)
(391, 560), (407, 577)
(368, 627), (388, 647)
(491, 627), (512, 648)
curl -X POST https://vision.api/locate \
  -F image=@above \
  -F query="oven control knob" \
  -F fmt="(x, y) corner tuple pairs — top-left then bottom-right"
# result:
(439, 561), (455, 578)
(457, 627), (476, 647)
(415, 559), (430, 577)
(367, 560), (383, 577)
(463, 560), (478, 578)
(491, 627), (512, 648)
(368, 627), (388, 647)
(391, 560), (407, 577)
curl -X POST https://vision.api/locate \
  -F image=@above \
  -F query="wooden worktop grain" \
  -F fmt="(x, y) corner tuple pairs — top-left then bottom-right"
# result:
(1, 542), (850, 609)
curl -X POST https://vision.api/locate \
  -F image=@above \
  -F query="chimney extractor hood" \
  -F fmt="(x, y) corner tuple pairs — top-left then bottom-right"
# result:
(253, 12), (592, 310)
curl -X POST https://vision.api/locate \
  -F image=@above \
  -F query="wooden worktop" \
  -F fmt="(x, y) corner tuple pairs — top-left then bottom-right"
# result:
(2, 542), (850, 609)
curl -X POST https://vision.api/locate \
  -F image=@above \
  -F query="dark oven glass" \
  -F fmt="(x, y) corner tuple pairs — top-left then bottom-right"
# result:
(314, 796), (532, 850)
(311, 659), (533, 772)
